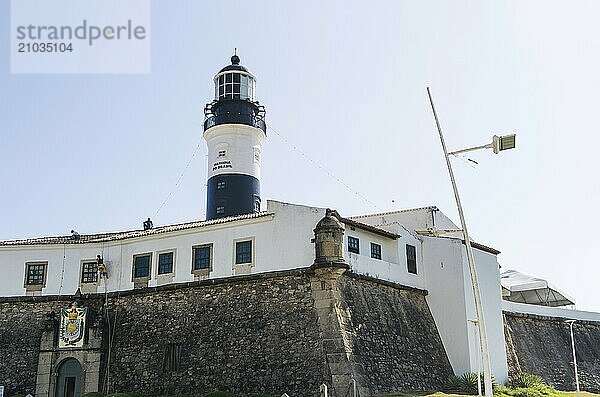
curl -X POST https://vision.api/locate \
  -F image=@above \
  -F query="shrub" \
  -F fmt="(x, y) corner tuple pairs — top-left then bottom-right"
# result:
(203, 392), (234, 397)
(509, 373), (546, 389)
(446, 374), (463, 392)
(83, 393), (105, 397)
(106, 393), (143, 397)
(445, 372), (496, 395)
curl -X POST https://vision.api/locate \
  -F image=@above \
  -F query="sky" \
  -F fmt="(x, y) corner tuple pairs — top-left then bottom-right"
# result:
(1, 1), (599, 311)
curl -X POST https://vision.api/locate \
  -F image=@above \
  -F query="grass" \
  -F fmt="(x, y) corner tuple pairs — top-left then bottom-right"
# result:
(379, 392), (600, 397)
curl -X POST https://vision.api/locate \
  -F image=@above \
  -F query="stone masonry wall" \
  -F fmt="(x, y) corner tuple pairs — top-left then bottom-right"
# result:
(337, 275), (454, 394)
(0, 269), (455, 397)
(504, 312), (600, 392)
(106, 271), (328, 397)
(0, 296), (104, 397)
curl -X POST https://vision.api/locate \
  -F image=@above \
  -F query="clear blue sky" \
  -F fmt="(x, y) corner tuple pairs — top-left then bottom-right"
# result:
(1, 1), (599, 311)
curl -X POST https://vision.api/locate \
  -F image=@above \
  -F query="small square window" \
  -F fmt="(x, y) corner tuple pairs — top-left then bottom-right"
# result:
(370, 243), (382, 260)
(218, 150), (227, 158)
(193, 245), (212, 270)
(348, 236), (360, 254)
(25, 262), (47, 286)
(158, 252), (174, 275)
(216, 206), (225, 215)
(217, 181), (226, 190)
(235, 240), (252, 264)
(81, 261), (98, 283)
(406, 244), (417, 274)
(133, 253), (152, 279)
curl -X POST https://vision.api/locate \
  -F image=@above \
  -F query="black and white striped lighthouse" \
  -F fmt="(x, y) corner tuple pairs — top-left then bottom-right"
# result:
(203, 53), (266, 220)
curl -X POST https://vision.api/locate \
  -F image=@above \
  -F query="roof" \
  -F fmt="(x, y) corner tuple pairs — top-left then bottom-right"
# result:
(332, 211), (400, 240)
(464, 240), (501, 255)
(218, 54), (250, 73)
(0, 212), (273, 247)
(349, 206), (439, 220)
(500, 269), (575, 307)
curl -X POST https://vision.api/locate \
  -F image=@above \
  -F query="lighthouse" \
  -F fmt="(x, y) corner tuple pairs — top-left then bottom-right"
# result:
(203, 53), (266, 220)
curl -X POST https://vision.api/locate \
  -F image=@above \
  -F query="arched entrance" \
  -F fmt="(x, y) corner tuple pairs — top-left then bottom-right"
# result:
(55, 358), (83, 397)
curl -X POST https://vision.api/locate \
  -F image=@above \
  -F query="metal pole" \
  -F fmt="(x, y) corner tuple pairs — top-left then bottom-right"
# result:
(427, 87), (493, 397)
(448, 143), (493, 156)
(567, 320), (581, 397)
(350, 376), (357, 397)
(320, 383), (328, 397)
(469, 319), (482, 397)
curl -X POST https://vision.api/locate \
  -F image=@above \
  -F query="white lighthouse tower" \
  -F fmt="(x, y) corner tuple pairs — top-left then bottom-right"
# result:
(203, 53), (266, 220)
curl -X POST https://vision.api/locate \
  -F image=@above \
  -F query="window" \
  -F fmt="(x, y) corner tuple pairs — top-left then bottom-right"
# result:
(163, 343), (182, 372)
(217, 181), (226, 190)
(158, 252), (174, 275)
(133, 253), (152, 278)
(406, 244), (417, 274)
(254, 200), (260, 212)
(192, 245), (212, 270)
(25, 262), (47, 286)
(370, 243), (382, 260)
(216, 206), (225, 215)
(81, 261), (98, 283)
(235, 240), (252, 264)
(348, 236), (360, 254)
(216, 72), (255, 101)
(218, 150), (227, 158)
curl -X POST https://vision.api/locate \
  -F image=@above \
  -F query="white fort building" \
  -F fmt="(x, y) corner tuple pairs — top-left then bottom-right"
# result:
(1, 55), (598, 393)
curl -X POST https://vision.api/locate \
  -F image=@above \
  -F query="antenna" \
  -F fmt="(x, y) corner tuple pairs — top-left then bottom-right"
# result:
(234, 47), (237, 56)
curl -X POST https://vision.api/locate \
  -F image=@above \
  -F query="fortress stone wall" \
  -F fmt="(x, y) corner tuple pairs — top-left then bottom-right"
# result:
(504, 312), (600, 392)
(0, 268), (452, 397)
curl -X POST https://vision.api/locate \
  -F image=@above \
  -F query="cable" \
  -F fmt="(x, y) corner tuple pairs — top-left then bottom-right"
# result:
(266, 122), (383, 212)
(153, 141), (203, 218)
(58, 243), (66, 296)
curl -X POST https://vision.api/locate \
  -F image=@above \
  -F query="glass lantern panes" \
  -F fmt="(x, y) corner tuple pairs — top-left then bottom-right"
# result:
(216, 73), (255, 101)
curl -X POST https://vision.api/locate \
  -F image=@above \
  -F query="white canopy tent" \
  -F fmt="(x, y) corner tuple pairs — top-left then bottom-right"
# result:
(500, 269), (575, 307)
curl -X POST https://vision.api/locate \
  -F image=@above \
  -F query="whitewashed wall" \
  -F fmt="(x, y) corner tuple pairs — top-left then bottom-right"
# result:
(345, 225), (425, 290)
(0, 200), (325, 297)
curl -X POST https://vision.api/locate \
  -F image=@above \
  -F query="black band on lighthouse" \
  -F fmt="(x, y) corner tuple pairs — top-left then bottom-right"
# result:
(206, 174), (261, 220)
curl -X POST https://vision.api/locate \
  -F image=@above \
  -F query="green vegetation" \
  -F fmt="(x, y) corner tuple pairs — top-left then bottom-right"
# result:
(379, 372), (599, 397)
(445, 372), (496, 395)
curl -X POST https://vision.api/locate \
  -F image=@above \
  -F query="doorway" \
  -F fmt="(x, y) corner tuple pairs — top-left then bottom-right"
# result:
(55, 358), (83, 397)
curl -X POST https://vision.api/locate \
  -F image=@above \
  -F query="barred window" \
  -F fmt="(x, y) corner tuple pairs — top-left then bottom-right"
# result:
(133, 253), (152, 278)
(348, 236), (360, 254)
(25, 262), (47, 285)
(406, 244), (417, 274)
(163, 343), (182, 372)
(81, 261), (98, 283)
(235, 240), (252, 264)
(370, 243), (382, 260)
(217, 181), (226, 190)
(216, 206), (225, 215)
(193, 245), (212, 270)
(158, 252), (174, 275)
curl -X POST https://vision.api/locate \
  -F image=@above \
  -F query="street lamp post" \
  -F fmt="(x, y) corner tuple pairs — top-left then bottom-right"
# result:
(468, 319), (482, 397)
(427, 87), (516, 397)
(565, 320), (581, 397)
